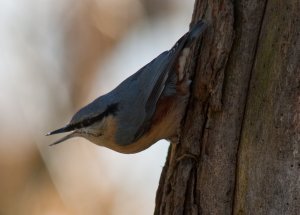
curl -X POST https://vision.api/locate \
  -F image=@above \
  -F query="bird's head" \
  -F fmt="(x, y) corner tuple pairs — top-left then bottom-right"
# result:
(47, 96), (119, 146)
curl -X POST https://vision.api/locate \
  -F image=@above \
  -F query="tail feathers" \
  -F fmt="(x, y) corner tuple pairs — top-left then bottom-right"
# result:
(168, 20), (207, 55)
(187, 20), (207, 44)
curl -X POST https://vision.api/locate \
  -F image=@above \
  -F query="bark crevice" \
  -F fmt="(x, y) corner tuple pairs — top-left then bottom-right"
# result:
(231, 0), (270, 213)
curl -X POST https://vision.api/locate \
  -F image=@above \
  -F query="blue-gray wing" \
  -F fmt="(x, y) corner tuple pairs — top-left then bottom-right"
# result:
(132, 20), (207, 141)
(113, 51), (174, 145)
(114, 20), (207, 145)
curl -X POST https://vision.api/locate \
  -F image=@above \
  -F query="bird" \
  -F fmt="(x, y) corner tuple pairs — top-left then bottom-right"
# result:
(46, 20), (207, 154)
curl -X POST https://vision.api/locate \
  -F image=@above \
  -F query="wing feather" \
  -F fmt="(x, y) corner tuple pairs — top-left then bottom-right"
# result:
(115, 20), (207, 144)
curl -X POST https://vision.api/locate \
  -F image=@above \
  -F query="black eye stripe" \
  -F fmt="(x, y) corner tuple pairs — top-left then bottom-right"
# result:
(69, 103), (119, 130)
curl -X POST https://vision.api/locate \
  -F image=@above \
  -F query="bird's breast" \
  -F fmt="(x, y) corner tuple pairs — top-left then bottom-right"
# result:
(102, 94), (188, 154)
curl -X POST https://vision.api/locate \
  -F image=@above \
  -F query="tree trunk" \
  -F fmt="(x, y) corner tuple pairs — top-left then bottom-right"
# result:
(155, 0), (300, 214)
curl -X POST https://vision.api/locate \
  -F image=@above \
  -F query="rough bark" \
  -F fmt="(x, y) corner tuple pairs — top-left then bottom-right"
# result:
(155, 0), (300, 214)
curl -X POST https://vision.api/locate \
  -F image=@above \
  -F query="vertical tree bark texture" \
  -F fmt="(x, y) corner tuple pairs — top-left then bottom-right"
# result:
(155, 0), (299, 214)
(234, 0), (300, 214)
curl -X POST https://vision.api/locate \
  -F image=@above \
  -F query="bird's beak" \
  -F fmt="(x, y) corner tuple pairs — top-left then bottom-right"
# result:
(46, 125), (74, 135)
(48, 132), (77, 146)
(46, 125), (77, 146)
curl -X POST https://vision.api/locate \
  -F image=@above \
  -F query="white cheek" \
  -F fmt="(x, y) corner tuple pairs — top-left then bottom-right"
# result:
(81, 120), (105, 136)
(178, 48), (190, 81)
(81, 127), (89, 134)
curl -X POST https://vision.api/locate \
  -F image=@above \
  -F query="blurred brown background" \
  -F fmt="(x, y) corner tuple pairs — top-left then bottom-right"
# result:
(0, 0), (194, 214)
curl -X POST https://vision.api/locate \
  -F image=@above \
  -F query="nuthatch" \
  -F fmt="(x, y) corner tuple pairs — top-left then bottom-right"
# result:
(47, 20), (207, 154)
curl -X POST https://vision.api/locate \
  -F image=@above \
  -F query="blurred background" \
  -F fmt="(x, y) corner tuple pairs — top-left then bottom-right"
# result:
(0, 0), (194, 214)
